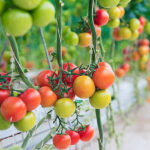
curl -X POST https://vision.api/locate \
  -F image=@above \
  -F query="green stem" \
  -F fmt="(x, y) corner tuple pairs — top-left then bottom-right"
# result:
(8, 36), (36, 89)
(98, 35), (105, 62)
(0, 39), (8, 63)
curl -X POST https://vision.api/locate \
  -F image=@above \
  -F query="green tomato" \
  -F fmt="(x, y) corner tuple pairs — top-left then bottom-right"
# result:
(98, 0), (120, 8)
(64, 32), (79, 46)
(119, 0), (131, 4)
(3, 51), (11, 63)
(89, 90), (111, 109)
(0, 112), (12, 130)
(108, 7), (121, 19)
(2, 9), (32, 37)
(129, 18), (140, 31)
(130, 30), (139, 40)
(12, 0), (42, 10)
(63, 53), (71, 61)
(145, 22), (150, 34)
(32, 1), (55, 27)
(54, 98), (76, 118)
(14, 112), (36, 132)
(140, 55), (149, 63)
(0, 0), (5, 15)
(119, 27), (132, 40)
(108, 18), (120, 28)
(62, 26), (71, 38)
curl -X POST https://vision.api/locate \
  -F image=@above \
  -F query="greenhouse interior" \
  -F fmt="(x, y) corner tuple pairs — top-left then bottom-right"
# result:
(0, 0), (150, 150)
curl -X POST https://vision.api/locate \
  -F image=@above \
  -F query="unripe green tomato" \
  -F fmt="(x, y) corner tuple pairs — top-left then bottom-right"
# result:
(0, 112), (12, 130)
(14, 112), (36, 132)
(145, 22), (150, 34)
(108, 18), (120, 28)
(119, 27), (132, 39)
(49, 26), (56, 34)
(108, 7), (121, 19)
(64, 32), (79, 46)
(2, 9), (32, 37)
(12, 0), (42, 10)
(89, 90), (111, 109)
(140, 55), (149, 63)
(129, 18), (140, 31)
(63, 53), (71, 61)
(0, 0), (5, 15)
(3, 51), (11, 63)
(119, 0), (131, 5)
(130, 30), (139, 40)
(98, 0), (120, 8)
(32, 1), (55, 27)
(62, 26), (71, 37)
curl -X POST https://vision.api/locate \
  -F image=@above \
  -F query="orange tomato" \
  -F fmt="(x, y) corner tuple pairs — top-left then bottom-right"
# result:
(113, 28), (122, 41)
(132, 51), (140, 61)
(92, 62), (115, 90)
(78, 33), (91, 48)
(147, 76), (150, 83)
(89, 24), (101, 38)
(73, 76), (95, 98)
(146, 98), (150, 103)
(118, 6), (125, 18)
(138, 24), (144, 34)
(138, 46), (149, 56)
(115, 68), (125, 78)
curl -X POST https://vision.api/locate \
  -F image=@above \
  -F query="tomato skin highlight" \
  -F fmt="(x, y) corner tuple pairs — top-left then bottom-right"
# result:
(1, 97), (27, 122)
(66, 130), (80, 145)
(0, 89), (10, 105)
(53, 134), (71, 149)
(19, 88), (41, 111)
(92, 62), (115, 90)
(78, 125), (94, 142)
(39, 86), (57, 107)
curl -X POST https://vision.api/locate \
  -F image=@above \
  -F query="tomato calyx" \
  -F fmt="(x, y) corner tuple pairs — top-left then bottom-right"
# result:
(0, 72), (11, 89)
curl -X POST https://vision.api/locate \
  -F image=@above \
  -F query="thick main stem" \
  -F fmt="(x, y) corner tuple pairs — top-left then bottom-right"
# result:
(0, 39), (8, 63)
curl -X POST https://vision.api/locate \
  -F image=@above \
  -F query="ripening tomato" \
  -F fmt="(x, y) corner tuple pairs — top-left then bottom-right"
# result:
(66, 130), (80, 145)
(0, 89), (10, 105)
(138, 46), (149, 56)
(115, 68), (125, 78)
(89, 24), (101, 38)
(90, 90), (111, 109)
(138, 24), (144, 34)
(130, 30), (139, 40)
(121, 63), (130, 72)
(108, 18), (120, 28)
(92, 62), (115, 90)
(94, 9), (109, 26)
(37, 70), (58, 87)
(14, 112), (36, 132)
(73, 76), (95, 98)
(53, 134), (71, 149)
(19, 88), (41, 111)
(60, 63), (79, 84)
(139, 16), (146, 26)
(108, 7), (121, 19)
(54, 98), (75, 118)
(78, 125), (94, 142)
(1, 97), (27, 122)
(139, 61), (146, 71)
(2, 9), (32, 37)
(118, 6), (125, 18)
(98, 0), (120, 8)
(119, 27), (132, 40)
(113, 28), (122, 41)
(39, 86), (57, 107)
(132, 51), (140, 61)
(0, 112), (12, 130)
(140, 55), (149, 63)
(129, 18), (140, 31)
(78, 33), (91, 47)
(31, 1), (55, 27)
(138, 38), (149, 46)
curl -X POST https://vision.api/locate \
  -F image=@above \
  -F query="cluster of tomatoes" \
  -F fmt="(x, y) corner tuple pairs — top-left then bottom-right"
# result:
(0, 0), (55, 37)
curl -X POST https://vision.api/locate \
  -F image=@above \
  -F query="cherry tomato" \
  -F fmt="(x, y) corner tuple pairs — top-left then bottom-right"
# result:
(129, 18), (140, 31)
(121, 63), (130, 72)
(12, 0), (42, 10)
(89, 24), (101, 38)
(53, 134), (71, 149)
(78, 125), (94, 142)
(138, 46), (149, 56)
(73, 76), (95, 98)
(108, 7), (121, 19)
(132, 51), (140, 61)
(99, 0), (120, 8)
(113, 28), (122, 41)
(118, 6), (125, 18)
(115, 68), (125, 78)
(92, 62), (115, 90)
(0, 112), (12, 130)
(2, 9), (32, 37)
(0, 73), (11, 86)
(31, 1), (55, 27)
(78, 33), (91, 47)
(14, 112), (36, 132)
(66, 130), (80, 145)
(108, 18), (120, 28)
(140, 55), (149, 63)
(54, 98), (75, 118)
(138, 24), (144, 34)
(130, 30), (139, 40)
(145, 21), (150, 34)
(0, 89), (10, 105)
(1, 97), (27, 122)
(138, 38), (149, 46)
(37, 70), (58, 87)
(90, 90), (111, 109)
(139, 16), (146, 26)
(119, 27), (132, 40)
(39, 86), (57, 107)
(19, 88), (41, 111)
(94, 9), (109, 26)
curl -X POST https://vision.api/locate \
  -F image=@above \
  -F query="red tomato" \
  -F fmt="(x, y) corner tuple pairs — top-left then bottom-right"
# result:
(1, 97), (27, 122)
(78, 125), (94, 142)
(53, 134), (71, 149)
(123, 47), (128, 55)
(94, 9), (109, 26)
(92, 62), (115, 90)
(121, 63), (130, 72)
(138, 38), (149, 46)
(37, 70), (58, 87)
(66, 130), (80, 145)
(113, 28), (122, 41)
(138, 25), (144, 34)
(0, 89), (10, 105)
(89, 24), (101, 38)
(115, 68), (125, 78)
(39, 86), (57, 107)
(139, 16), (146, 26)
(19, 88), (41, 111)
(59, 63), (79, 84)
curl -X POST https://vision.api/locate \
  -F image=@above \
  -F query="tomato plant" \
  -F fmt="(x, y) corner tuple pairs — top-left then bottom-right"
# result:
(78, 33), (91, 48)
(0, 89), (10, 105)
